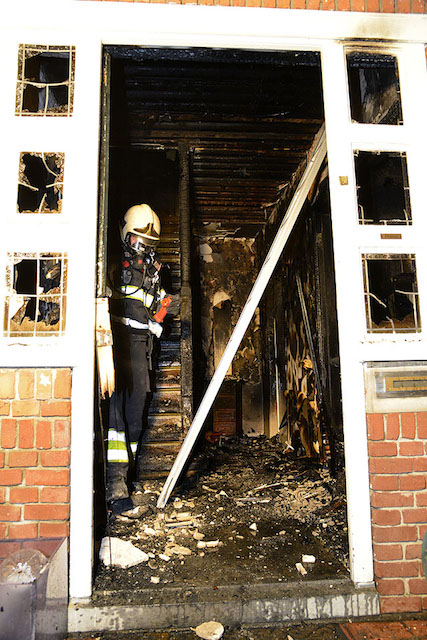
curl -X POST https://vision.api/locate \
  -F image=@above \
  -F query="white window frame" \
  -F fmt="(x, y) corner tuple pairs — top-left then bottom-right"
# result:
(322, 39), (427, 589)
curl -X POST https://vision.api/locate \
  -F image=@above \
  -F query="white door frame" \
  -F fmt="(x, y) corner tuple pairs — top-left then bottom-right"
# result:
(1, 0), (427, 600)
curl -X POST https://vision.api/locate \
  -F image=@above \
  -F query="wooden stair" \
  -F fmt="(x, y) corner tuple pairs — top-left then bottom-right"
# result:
(137, 222), (186, 479)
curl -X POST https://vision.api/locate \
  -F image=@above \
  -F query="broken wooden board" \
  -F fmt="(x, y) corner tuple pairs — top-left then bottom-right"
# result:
(157, 125), (327, 509)
(96, 298), (115, 398)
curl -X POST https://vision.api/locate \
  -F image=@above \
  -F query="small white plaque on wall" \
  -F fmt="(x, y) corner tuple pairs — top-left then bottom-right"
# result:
(364, 361), (427, 414)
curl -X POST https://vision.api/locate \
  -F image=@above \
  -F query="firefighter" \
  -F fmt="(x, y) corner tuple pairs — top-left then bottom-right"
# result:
(106, 204), (177, 514)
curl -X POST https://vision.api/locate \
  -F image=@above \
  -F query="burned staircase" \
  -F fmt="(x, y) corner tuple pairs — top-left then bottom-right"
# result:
(138, 218), (187, 479)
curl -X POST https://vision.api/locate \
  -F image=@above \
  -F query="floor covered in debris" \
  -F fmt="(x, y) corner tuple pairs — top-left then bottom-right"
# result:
(94, 435), (348, 601)
(68, 618), (427, 640)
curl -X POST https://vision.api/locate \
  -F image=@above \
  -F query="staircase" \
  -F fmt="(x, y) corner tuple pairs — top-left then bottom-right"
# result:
(138, 219), (186, 479)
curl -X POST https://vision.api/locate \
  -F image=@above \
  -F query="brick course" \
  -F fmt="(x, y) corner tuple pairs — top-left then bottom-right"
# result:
(368, 411), (427, 614)
(80, 0), (427, 10)
(0, 369), (71, 551)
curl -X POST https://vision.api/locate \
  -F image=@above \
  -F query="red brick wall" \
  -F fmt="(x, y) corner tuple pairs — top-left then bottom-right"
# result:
(0, 369), (71, 558)
(367, 411), (427, 613)
(81, 0), (426, 13)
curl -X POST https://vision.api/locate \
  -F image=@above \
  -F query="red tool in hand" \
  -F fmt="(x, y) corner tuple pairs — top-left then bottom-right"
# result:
(154, 296), (171, 323)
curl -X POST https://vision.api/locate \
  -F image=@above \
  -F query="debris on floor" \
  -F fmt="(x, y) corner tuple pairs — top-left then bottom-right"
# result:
(65, 621), (341, 640)
(65, 618), (427, 640)
(99, 537), (149, 568)
(192, 621), (224, 640)
(94, 435), (348, 597)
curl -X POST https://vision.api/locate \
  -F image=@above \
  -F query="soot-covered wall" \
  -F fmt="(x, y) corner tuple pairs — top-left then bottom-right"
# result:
(197, 236), (263, 435)
(264, 175), (343, 466)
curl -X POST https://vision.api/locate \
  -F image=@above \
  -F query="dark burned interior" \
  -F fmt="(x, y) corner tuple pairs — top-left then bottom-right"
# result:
(101, 45), (343, 473)
(355, 151), (411, 225)
(107, 47), (324, 234)
(95, 46), (347, 583)
(346, 51), (402, 125)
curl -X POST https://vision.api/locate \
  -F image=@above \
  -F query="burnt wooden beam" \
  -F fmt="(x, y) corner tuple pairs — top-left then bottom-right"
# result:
(178, 141), (193, 432)
(192, 177), (291, 186)
(192, 151), (307, 160)
(107, 45), (321, 66)
(97, 51), (111, 298)
(128, 123), (320, 136)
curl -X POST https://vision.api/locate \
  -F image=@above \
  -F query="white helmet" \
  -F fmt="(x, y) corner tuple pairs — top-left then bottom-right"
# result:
(121, 204), (161, 251)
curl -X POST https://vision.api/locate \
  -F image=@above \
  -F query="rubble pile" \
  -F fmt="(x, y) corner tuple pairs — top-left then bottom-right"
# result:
(94, 435), (348, 595)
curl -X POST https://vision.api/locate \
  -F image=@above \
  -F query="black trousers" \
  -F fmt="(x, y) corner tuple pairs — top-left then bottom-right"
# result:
(107, 325), (150, 474)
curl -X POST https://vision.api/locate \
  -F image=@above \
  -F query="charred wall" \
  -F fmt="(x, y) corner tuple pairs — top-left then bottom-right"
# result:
(196, 235), (263, 435)
(263, 172), (343, 467)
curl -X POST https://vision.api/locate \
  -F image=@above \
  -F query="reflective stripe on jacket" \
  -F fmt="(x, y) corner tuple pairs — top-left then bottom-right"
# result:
(117, 285), (167, 310)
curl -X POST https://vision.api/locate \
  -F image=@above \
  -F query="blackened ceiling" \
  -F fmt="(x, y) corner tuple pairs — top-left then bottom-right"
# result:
(107, 46), (324, 236)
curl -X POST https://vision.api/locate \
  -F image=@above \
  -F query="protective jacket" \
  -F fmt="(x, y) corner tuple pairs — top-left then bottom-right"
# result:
(110, 246), (167, 331)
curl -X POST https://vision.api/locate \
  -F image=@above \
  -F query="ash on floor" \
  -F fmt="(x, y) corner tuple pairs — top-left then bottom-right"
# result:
(94, 435), (348, 598)
(67, 622), (342, 640)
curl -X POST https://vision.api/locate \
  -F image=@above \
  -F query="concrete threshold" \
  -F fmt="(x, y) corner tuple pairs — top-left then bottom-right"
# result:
(68, 577), (380, 633)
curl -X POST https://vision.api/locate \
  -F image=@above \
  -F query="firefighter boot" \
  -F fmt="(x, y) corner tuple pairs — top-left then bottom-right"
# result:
(106, 462), (133, 514)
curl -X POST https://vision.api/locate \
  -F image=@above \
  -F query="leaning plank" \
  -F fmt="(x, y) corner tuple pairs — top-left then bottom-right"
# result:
(157, 126), (327, 508)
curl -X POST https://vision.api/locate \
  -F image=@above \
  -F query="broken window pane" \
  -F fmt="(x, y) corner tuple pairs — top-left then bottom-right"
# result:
(347, 52), (402, 125)
(4, 253), (67, 337)
(17, 152), (64, 213)
(362, 254), (420, 333)
(355, 151), (411, 225)
(16, 45), (75, 116)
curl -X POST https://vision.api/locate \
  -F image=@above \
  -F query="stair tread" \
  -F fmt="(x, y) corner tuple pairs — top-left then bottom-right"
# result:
(140, 440), (183, 448)
(154, 384), (181, 391)
(139, 228), (184, 478)
(147, 414), (181, 419)
(152, 384), (180, 389)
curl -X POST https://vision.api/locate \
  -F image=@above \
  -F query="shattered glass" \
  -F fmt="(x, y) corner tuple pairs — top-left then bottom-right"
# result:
(18, 152), (64, 213)
(362, 254), (420, 333)
(4, 252), (67, 337)
(16, 44), (75, 116)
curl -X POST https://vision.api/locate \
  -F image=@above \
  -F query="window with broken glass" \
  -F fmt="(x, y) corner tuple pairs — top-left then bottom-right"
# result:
(4, 252), (67, 337)
(355, 151), (411, 225)
(347, 52), (403, 125)
(15, 45), (75, 116)
(17, 152), (64, 213)
(362, 254), (420, 334)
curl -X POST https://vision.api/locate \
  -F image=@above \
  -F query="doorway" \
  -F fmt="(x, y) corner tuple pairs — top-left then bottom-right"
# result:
(94, 44), (347, 592)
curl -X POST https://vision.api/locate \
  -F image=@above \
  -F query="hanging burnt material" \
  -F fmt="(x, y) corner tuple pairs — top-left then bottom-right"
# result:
(282, 214), (323, 459)
(271, 174), (343, 472)
(198, 237), (261, 386)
